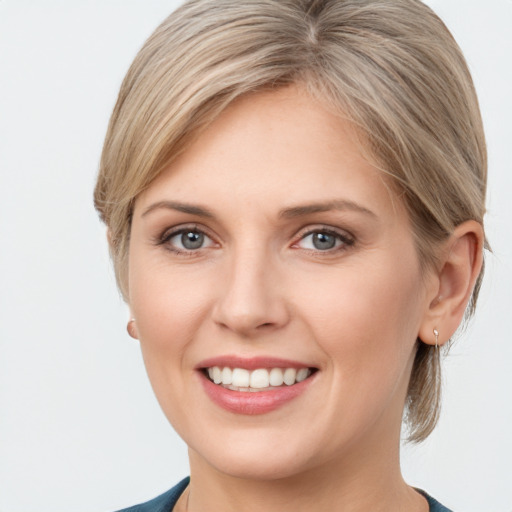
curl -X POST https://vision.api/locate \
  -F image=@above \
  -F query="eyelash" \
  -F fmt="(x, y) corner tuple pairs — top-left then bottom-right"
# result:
(155, 225), (355, 256)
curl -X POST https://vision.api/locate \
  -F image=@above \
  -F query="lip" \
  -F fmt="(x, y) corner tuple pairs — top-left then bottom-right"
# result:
(196, 355), (318, 415)
(196, 355), (313, 371)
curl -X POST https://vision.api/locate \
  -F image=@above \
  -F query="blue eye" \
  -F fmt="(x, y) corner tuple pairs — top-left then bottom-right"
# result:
(297, 230), (352, 251)
(165, 229), (215, 252)
(180, 231), (205, 249)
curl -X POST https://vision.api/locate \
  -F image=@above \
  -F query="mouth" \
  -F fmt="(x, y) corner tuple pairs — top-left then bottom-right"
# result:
(202, 366), (316, 392)
(196, 357), (318, 415)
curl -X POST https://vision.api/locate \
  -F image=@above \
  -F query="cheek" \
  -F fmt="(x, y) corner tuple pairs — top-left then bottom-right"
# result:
(295, 251), (423, 388)
(130, 255), (213, 341)
(128, 255), (215, 390)
(128, 262), (217, 432)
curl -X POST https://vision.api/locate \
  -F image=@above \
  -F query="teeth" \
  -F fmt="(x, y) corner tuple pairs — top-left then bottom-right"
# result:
(296, 368), (309, 382)
(206, 367), (312, 389)
(221, 367), (232, 385)
(269, 367), (284, 386)
(250, 369), (269, 389)
(232, 368), (250, 387)
(212, 366), (222, 384)
(283, 368), (297, 386)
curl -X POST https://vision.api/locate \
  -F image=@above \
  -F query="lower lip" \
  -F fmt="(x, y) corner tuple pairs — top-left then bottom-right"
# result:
(199, 372), (315, 415)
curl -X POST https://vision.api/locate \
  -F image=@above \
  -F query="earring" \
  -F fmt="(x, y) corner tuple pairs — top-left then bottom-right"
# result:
(433, 328), (439, 348)
(127, 318), (137, 339)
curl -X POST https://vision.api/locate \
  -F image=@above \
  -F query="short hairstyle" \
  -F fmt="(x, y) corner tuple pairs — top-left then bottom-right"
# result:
(94, 0), (487, 442)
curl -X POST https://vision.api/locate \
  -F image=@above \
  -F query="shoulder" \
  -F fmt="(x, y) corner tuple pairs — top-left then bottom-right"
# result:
(113, 477), (190, 512)
(417, 489), (454, 512)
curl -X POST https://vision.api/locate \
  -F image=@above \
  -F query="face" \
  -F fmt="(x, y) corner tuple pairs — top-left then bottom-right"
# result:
(128, 87), (434, 480)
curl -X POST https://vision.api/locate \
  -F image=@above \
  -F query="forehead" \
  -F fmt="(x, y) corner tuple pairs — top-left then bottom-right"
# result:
(135, 86), (404, 221)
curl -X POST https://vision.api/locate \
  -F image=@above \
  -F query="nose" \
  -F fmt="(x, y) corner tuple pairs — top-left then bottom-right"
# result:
(212, 248), (290, 337)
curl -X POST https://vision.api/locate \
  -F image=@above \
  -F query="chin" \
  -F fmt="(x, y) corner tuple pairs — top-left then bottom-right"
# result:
(202, 448), (316, 481)
(185, 423), (330, 482)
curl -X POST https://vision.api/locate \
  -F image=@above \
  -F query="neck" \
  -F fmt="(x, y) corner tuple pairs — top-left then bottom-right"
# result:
(185, 434), (427, 512)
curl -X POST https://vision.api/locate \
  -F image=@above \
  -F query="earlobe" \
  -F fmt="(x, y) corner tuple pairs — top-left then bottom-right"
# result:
(127, 317), (139, 339)
(419, 220), (484, 346)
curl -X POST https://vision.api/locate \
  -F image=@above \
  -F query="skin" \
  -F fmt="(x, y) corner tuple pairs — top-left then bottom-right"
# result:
(126, 86), (483, 511)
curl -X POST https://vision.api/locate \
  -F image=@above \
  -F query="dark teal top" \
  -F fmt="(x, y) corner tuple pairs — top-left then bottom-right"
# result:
(114, 477), (453, 511)
(114, 478), (189, 512)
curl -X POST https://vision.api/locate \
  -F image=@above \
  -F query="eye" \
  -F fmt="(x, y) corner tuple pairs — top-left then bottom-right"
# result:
(295, 229), (353, 252)
(162, 227), (216, 252)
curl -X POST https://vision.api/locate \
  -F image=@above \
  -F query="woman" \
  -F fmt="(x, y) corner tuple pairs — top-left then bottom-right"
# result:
(94, 1), (486, 510)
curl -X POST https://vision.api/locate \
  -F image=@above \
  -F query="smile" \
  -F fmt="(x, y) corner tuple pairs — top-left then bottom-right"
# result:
(205, 367), (313, 391)
(197, 357), (318, 415)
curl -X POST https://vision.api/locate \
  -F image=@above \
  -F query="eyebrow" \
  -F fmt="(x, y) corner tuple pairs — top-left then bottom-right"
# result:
(141, 200), (214, 218)
(141, 199), (376, 220)
(279, 200), (377, 219)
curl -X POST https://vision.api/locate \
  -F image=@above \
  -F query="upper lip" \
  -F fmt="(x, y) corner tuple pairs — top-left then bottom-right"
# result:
(196, 355), (316, 371)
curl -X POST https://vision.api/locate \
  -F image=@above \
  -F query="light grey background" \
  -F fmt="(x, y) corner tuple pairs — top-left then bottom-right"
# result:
(0, 1), (510, 511)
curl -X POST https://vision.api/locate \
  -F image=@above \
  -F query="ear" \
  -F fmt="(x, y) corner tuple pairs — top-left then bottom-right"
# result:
(126, 317), (139, 339)
(106, 228), (114, 248)
(107, 229), (136, 336)
(418, 220), (484, 346)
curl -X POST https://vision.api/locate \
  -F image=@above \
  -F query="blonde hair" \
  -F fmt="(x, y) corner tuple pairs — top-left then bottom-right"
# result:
(94, 0), (487, 442)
